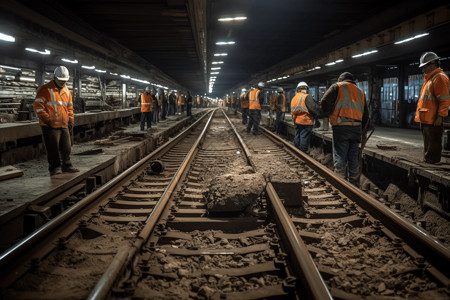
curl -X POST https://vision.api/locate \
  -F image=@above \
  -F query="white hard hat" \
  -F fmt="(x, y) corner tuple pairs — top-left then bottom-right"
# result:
(257, 82), (265, 88)
(297, 81), (309, 89)
(277, 87), (284, 93)
(54, 66), (69, 81)
(419, 51), (440, 68)
(241, 88), (246, 92)
(145, 86), (150, 92)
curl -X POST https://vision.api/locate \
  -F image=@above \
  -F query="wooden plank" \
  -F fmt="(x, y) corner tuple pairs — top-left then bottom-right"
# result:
(0, 165), (24, 181)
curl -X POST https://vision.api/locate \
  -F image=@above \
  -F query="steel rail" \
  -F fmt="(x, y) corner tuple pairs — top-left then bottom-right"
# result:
(88, 110), (217, 300)
(222, 109), (332, 299)
(261, 126), (450, 277)
(0, 110), (213, 287)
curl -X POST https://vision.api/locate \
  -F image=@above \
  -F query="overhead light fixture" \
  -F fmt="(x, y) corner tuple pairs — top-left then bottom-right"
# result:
(110, 72), (118, 76)
(218, 16), (247, 22)
(131, 78), (150, 84)
(95, 69), (106, 73)
(120, 74), (130, 79)
(395, 33), (429, 44)
(352, 50), (378, 58)
(212, 61), (224, 64)
(61, 58), (78, 64)
(82, 65), (95, 69)
(211, 72), (219, 75)
(0, 32), (15, 42)
(0, 65), (21, 71)
(25, 47), (51, 55)
(216, 41), (235, 45)
(214, 53), (228, 56)
(211, 67), (221, 70)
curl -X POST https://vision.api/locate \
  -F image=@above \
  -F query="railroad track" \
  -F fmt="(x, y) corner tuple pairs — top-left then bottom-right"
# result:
(0, 108), (448, 299)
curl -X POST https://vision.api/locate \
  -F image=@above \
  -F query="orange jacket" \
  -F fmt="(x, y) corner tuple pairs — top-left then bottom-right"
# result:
(249, 88), (261, 110)
(270, 93), (277, 111)
(34, 80), (73, 128)
(278, 94), (286, 112)
(177, 95), (185, 106)
(415, 68), (450, 124)
(197, 96), (200, 104)
(240, 92), (249, 108)
(141, 93), (152, 112)
(329, 82), (365, 126)
(291, 92), (314, 125)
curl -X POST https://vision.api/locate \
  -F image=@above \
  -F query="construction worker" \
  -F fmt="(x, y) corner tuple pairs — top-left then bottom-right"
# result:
(320, 72), (369, 184)
(33, 66), (79, 175)
(275, 87), (286, 135)
(150, 87), (158, 123)
(231, 92), (237, 110)
(168, 90), (176, 115)
(415, 52), (450, 164)
(269, 92), (277, 129)
(186, 91), (193, 117)
(159, 88), (167, 120)
(247, 82), (265, 135)
(240, 88), (249, 124)
(196, 95), (200, 108)
(290, 82), (321, 153)
(140, 86), (152, 131)
(177, 93), (185, 114)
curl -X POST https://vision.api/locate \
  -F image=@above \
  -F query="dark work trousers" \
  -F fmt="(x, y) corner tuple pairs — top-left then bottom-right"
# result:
(421, 123), (444, 163)
(181, 105), (185, 113)
(161, 102), (168, 120)
(276, 111), (285, 134)
(187, 104), (192, 116)
(247, 109), (261, 134)
(41, 126), (72, 171)
(331, 125), (362, 183)
(141, 112), (152, 130)
(242, 108), (249, 124)
(294, 124), (313, 153)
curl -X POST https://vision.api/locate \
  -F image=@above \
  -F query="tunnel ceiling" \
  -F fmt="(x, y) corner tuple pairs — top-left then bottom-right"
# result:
(6, 0), (448, 96)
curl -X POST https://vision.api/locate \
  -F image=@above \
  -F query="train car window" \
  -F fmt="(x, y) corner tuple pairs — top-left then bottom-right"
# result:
(380, 77), (399, 126)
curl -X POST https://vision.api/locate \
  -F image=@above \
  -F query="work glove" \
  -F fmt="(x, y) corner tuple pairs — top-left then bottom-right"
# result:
(433, 116), (443, 127)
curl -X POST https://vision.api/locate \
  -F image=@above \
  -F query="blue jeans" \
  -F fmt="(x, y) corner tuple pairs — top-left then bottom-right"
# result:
(247, 109), (261, 134)
(242, 108), (249, 124)
(294, 124), (313, 153)
(332, 126), (362, 182)
(140, 112), (152, 130)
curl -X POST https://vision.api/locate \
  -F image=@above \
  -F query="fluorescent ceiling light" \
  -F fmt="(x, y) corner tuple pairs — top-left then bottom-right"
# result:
(211, 67), (221, 70)
(214, 53), (228, 56)
(95, 69), (106, 73)
(212, 61), (224, 64)
(120, 74), (130, 79)
(352, 50), (378, 58)
(109, 72), (118, 76)
(61, 58), (78, 64)
(218, 16), (247, 22)
(25, 48), (51, 55)
(216, 41), (235, 45)
(394, 33), (429, 44)
(82, 65), (95, 69)
(325, 62), (336, 66)
(0, 32), (15, 42)
(0, 65), (21, 71)
(131, 78), (150, 84)
(211, 72), (219, 75)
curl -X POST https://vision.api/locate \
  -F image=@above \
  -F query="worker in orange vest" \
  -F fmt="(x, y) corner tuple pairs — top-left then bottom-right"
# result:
(414, 52), (450, 164)
(140, 86), (152, 131)
(240, 88), (249, 124)
(320, 72), (369, 184)
(275, 87), (286, 135)
(33, 66), (79, 175)
(290, 81), (321, 153)
(247, 82), (265, 135)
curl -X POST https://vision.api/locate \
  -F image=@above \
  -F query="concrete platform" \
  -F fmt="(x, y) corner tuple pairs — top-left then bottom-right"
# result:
(0, 108), (207, 250)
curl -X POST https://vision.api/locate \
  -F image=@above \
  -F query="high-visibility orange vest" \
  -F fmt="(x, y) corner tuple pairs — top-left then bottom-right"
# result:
(278, 94), (286, 112)
(177, 95), (185, 106)
(197, 96), (200, 104)
(231, 96), (237, 104)
(270, 93), (276, 111)
(240, 92), (249, 108)
(140, 93), (152, 112)
(249, 89), (261, 110)
(329, 82), (365, 126)
(415, 68), (450, 124)
(151, 94), (158, 110)
(34, 80), (73, 128)
(291, 92), (314, 125)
